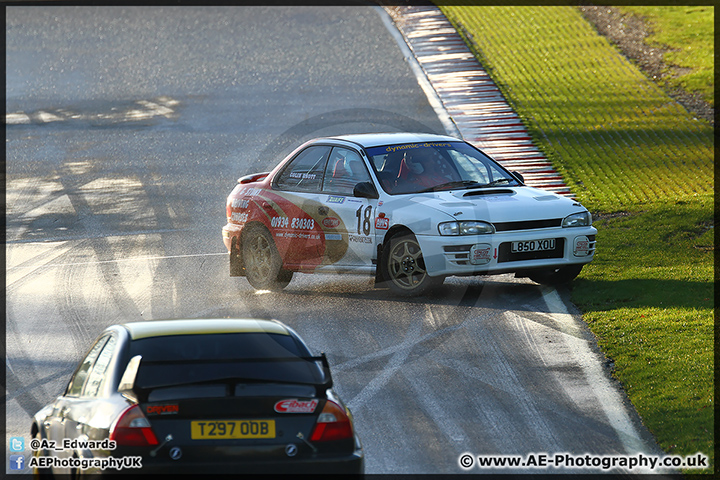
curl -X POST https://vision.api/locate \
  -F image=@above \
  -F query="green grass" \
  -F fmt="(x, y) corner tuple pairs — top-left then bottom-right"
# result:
(436, 4), (714, 473)
(577, 200), (714, 464)
(617, 6), (715, 106)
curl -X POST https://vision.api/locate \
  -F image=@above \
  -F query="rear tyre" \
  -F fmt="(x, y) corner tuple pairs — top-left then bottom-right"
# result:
(528, 265), (583, 285)
(381, 233), (443, 296)
(242, 225), (293, 291)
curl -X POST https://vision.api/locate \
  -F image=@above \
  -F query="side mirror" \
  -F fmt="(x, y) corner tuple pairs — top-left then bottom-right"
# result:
(511, 171), (525, 184)
(353, 181), (379, 199)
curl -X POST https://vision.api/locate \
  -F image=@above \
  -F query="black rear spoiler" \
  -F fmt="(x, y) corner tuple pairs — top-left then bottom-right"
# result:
(118, 353), (333, 403)
(237, 172), (270, 184)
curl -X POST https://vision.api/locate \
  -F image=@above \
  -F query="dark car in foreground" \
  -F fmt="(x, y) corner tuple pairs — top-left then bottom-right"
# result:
(31, 319), (363, 476)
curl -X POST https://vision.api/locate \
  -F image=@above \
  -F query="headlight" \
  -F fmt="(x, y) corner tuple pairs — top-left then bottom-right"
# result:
(562, 211), (592, 227)
(438, 221), (495, 235)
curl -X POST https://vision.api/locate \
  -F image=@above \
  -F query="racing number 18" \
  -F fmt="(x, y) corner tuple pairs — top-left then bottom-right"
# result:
(356, 206), (372, 236)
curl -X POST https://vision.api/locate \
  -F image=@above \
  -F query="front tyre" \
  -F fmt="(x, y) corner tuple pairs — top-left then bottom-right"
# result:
(528, 264), (583, 285)
(381, 233), (443, 296)
(242, 225), (293, 291)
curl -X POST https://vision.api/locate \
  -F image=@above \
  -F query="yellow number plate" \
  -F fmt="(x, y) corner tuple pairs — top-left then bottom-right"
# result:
(191, 420), (276, 439)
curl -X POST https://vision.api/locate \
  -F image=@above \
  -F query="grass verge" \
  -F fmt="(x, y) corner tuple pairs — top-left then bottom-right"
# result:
(437, 4), (715, 473)
(576, 198), (714, 464)
(617, 5), (714, 107)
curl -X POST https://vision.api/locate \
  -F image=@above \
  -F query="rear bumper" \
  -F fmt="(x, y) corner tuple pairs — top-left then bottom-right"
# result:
(222, 223), (243, 252)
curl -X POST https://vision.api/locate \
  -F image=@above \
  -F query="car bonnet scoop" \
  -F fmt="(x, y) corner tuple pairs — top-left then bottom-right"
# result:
(462, 189), (516, 197)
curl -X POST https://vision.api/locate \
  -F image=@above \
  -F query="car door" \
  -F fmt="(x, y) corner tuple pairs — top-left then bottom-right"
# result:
(319, 147), (378, 269)
(271, 145), (332, 267)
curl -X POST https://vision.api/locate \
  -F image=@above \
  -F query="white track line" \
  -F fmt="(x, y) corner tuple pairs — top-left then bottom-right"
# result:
(541, 288), (652, 458)
(7, 252), (227, 271)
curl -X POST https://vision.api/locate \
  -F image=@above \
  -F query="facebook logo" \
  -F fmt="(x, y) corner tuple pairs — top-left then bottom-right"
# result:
(9, 455), (25, 470)
(9, 437), (24, 452)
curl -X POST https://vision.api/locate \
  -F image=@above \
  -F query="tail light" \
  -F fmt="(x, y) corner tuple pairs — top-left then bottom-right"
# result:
(309, 400), (353, 442)
(109, 405), (159, 446)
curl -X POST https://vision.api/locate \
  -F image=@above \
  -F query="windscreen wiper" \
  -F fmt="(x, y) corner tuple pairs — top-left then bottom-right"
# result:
(418, 180), (483, 192)
(476, 178), (513, 188)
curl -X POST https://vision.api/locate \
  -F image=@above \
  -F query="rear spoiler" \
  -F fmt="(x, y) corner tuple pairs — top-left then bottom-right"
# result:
(237, 172), (270, 184)
(118, 355), (143, 403)
(118, 353), (333, 403)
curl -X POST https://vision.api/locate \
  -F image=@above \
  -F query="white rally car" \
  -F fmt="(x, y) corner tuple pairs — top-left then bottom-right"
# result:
(222, 133), (596, 296)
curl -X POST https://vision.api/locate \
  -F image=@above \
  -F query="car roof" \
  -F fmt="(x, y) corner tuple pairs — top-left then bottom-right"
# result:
(120, 318), (290, 340)
(330, 132), (460, 149)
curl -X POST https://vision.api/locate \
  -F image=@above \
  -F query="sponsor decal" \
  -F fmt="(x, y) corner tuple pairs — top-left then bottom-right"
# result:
(274, 399), (319, 414)
(231, 198), (250, 209)
(231, 212), (249, 223)
(240, 187), (262, 197)
(325, 233), (343, 241)
(349, 234), (372, 244)
(276, 232), (321, 240)
(146, 404), (179, 416)
(326, 196), (345, 204)
(269, 215), (317, 231)
(291, 218), (315, 230)
(574, 236), (591, 256)
(473, 247), (491, 261)
(322, 217), (340, 228)
(289, 172), (317, 180)
(375, 217), (390, 230)
(271, 216), (289, 228)
(383, 142), (452, 153)
(470, 243), (493, 265)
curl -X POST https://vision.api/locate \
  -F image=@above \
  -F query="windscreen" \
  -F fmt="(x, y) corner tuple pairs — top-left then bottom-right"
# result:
(365, 141), (520, 194)
(128, 333), (327, 389)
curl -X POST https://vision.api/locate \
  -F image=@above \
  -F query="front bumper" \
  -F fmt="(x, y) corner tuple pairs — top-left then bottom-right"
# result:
(418, 226), (597, 277)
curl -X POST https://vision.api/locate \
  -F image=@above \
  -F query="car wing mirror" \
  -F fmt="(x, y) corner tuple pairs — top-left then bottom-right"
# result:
(511, 171), (525, 184)
(117, 355), (142, 403)
(353, 181), (379, 199)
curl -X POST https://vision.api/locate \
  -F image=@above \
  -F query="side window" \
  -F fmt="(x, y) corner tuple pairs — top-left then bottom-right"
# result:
(275, 146), (331, 193)
(66, 336), (109, 397)
(83, 335), (118, 397)
(486, 162), (510, 183)
(322, 147), (372, 195)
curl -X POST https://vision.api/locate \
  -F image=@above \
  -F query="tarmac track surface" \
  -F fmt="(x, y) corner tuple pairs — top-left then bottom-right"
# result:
(5, 5), (664, 475)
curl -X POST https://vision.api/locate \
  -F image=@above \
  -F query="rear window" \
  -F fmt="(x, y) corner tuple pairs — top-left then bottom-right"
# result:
(129, 333), (326, 389)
